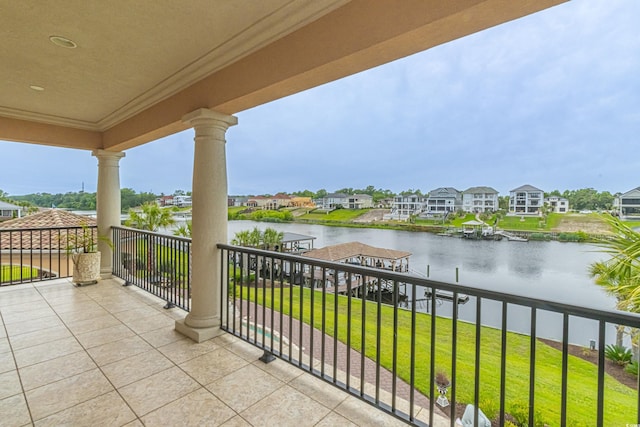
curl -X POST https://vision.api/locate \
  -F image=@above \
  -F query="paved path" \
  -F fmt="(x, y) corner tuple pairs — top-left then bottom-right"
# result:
(228, 298), (448, 419)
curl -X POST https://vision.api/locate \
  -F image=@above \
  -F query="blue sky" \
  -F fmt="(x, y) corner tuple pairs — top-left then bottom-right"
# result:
(2, 1), (639, 197)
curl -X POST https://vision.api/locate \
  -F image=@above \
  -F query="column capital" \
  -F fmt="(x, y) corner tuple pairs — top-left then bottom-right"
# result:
(182, 108), (238, 128)
(92, 149), (126, 162)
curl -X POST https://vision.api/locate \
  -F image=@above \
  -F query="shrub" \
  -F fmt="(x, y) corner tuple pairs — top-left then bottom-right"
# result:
(604, 344), (633, 366)
(529, 233), (551, 241)
(625, 360), (639, 376)
(508, 401), (545, 427)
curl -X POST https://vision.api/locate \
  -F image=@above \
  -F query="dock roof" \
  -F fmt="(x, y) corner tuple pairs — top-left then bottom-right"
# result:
(302, 242), (411, 262)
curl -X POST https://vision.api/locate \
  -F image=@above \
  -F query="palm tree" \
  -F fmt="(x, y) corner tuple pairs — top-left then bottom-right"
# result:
(126, 202), (175, 275)
(262, 227), (284, 250)
(590, 214), (640, 354)
(173, 220), (192, 238)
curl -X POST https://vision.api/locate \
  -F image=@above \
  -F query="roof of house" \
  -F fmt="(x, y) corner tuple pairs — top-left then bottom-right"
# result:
(351, 194), (372, 199)
(428, 187), (461, 197)
(619, 187), (640, 198)
(510, 184), (543, 192)
(302, 242), (411, 262)
(326, 193), (349, 198)
(0, 210), (97, 250)
(463, 186), (498, 194)
(0, 200), (22, 210)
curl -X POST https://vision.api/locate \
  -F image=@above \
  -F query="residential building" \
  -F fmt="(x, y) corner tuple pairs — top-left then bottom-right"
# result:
(385, 194), (426, 220)
(247, 194), (291, 210)
(317, 193), (348, 210)
(0, 200), (22, 221)
(544, 196), (569, 213)
(228, 196), (248, 207)
(173, 195), (192, 207)
(156, 195), (174, 207)
(614, 187), (640, 218)
(347, 194), (373, 209)
(462, 187), (499, 213)
(426, 188), (462, 214)
(290, 196), (315, 208)
(509, 185), (544, 214)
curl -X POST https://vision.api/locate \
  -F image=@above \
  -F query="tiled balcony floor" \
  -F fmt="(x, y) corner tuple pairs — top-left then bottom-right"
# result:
(0, 278), (447, 426)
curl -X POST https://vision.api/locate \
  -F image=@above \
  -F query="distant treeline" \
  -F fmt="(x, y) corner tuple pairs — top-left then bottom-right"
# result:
(8, 188), (156, 212)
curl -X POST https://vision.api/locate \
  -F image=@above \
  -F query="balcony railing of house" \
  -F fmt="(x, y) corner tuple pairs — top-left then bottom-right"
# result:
(218, 244), (640, 427)
(111, 226), (191, 311)
(0, 225), (97, 286)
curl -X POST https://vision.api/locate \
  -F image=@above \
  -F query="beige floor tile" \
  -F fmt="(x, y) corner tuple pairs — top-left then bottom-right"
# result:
(118, 366), (200, 417)
(7, 324), (72, 351)
(26, 368), (113, 421)
(415, 406), (451, 427)
(290, 372), (349, 409)
(65, 313), (122, 335)
(13, 336), (82, 368)
(0, 350), (16, 373)
(34, 390), (137, 427)
(316, 412), (358, 427)
(220, 415), (252, 427)
(157, 337), (219, 364)
(4, 315), (63, 337)
(125, 312), (175, 334)
(207, 364), (283, 412)
(87, 335), (153, 366)
(179, 347), (248, 385)
(140, 327), (185, 348)
(101, 349), (174, 388)
(0, 290), (43, 308)
(335, 396), (409, 427)
(123, 420), (145, 427)
(252, 357), (305, 383)
(0, 393), (31, 427)
(225, 338), (264, 362)
(75, 323), (135, 349)
(1, 307), (56, 325)
(0, 370), (22, 400)
(19, 351), (97, 391)
(141, 387), (236, 427)
(56, 301), (109, 324)
(241, 384), (331, 427)
(113, 305), (162, 323)
(0, 337), (9, 354)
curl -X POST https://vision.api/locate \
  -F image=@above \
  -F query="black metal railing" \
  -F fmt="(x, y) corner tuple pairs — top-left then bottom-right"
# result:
(112, 226), (191, 311)
(0, 225), (97, 286)
(219, 243), (640, 427)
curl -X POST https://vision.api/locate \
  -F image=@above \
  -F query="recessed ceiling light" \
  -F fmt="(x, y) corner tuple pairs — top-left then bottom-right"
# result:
(49, 35), (77, 49)
(29, 85), (45, 91)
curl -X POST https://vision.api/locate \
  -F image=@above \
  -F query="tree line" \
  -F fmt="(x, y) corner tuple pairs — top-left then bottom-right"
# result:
(5, 188), (156, 212)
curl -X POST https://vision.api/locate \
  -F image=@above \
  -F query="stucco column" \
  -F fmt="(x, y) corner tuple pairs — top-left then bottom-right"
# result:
(175, 108), (237, 342)
(92, 149), (125, 278)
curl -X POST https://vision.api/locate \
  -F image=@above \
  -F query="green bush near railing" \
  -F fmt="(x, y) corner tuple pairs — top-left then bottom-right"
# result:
(234, 284), (636, 427)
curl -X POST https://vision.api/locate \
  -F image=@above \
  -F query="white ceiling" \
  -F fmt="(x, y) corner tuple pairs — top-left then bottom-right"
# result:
(0, 0), (348, 131)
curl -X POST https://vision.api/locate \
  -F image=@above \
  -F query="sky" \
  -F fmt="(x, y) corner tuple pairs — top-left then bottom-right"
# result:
(1, 1), (639, 197)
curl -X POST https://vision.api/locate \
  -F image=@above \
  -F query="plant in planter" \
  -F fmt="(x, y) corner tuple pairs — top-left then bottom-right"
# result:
(65, 224), (112, 286)
(435, 370), (451, 408)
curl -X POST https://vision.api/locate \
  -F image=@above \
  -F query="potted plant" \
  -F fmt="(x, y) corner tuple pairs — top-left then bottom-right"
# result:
(65, 224), (111, 286)
(435, 370), (451, 408)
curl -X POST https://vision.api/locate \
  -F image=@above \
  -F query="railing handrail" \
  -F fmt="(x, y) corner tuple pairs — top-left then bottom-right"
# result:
(0, 224), (97, 233)
(112, 225), (191, 243)
(218, 243), (640, 327)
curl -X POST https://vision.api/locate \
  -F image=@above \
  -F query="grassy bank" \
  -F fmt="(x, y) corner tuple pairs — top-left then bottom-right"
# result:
(238, 284), (635, 426)
(1, 265), (39, 283)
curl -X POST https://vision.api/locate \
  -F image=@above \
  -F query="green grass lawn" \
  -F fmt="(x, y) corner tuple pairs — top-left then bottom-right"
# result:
(236, 284), (636, 426)
(498, 215), (549, 231)
(298, 209), (368, 222)
(1, 265), (39, 283)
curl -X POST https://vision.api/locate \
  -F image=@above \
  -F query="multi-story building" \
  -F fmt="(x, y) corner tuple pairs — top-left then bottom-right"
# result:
(544, 196), (569, 213)
(385, 194), (426, 220)
(317, 193), (372, 210)
(425, 188), (462, 214)
(0, 200), (22, 221)
(614, 187), (640, 218)
(509, 185), (543, 214)
(462, 186), (499, 213)
(247, 194), (291, 210)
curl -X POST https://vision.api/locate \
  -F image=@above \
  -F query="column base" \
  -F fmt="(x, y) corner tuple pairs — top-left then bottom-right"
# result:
(99, 270), (113, 279)
(175, 319), (224, 343)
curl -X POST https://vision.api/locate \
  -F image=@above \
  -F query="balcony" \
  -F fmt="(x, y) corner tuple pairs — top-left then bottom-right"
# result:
(1, 277), (443, 426)
(2, 226), (640, 426)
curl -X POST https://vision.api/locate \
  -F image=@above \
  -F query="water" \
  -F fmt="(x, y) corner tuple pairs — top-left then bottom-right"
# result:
(171, 219), (620, 346)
